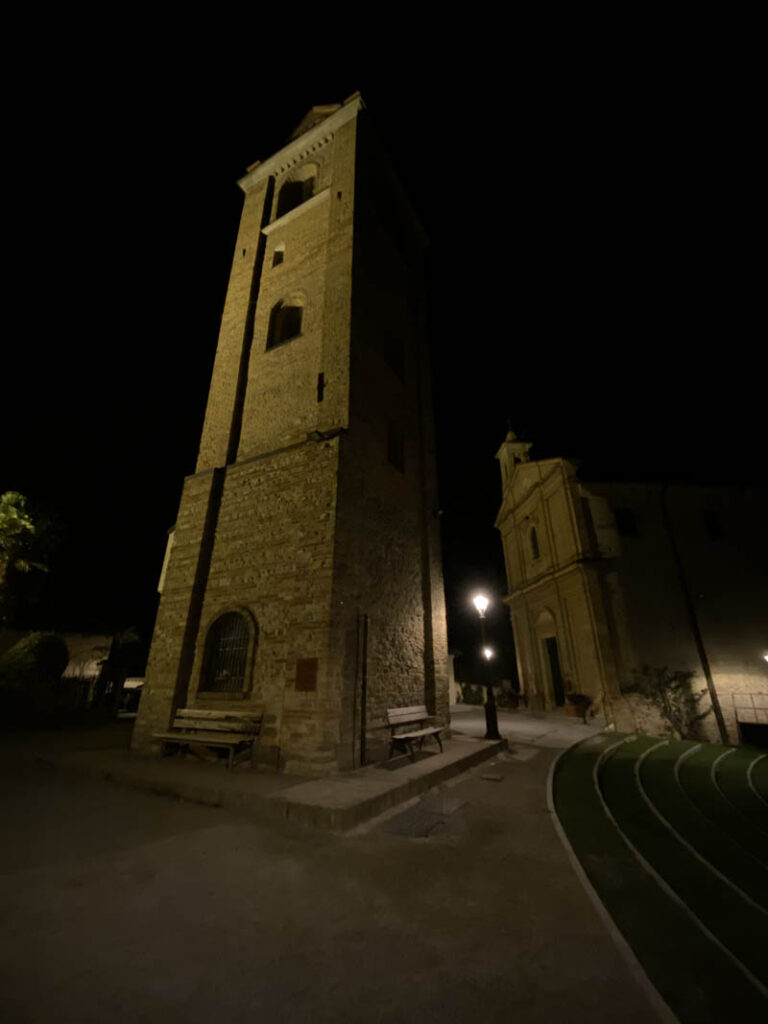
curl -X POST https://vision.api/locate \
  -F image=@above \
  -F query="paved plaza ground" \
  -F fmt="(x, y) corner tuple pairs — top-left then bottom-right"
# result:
(0, 707), (669, 1023)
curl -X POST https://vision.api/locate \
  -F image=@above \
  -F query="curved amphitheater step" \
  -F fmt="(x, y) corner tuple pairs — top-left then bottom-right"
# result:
(599, 737), (767, 987)
(553, 734), (768, 1022)
(712, 747), (768, 830)
(677, 744), (768, 865)
(637, 739), (768, 907)
(750, 754), (768, 806)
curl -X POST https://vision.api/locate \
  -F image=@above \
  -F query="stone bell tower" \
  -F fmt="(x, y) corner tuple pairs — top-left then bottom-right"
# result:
(132, 94), (449, 774)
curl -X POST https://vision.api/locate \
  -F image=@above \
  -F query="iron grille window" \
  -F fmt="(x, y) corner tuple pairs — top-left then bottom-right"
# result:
(201, 613), (251, 693)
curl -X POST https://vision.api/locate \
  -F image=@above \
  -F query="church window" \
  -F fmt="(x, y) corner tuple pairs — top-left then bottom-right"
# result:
(267, 297), (304, 349)
(272, 243), (285, 267)
(200, 612), (254, 693)
(530, 527), (540, 560)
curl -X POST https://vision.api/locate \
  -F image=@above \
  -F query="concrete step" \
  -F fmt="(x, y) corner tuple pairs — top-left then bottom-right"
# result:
(44, 736), (506, 833)
(266, 737), (507, 831)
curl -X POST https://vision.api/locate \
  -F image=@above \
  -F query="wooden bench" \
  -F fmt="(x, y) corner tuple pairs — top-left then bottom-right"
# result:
(387, 705), (443, 762)
(154, 708), (263, 770)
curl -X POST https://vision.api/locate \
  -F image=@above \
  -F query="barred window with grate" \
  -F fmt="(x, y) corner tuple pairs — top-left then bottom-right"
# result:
(200, 613), (251, 693)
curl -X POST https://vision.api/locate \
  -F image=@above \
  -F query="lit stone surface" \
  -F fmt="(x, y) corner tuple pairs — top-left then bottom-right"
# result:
(133, 96), (449, 772)
(495, 437), (768, 744)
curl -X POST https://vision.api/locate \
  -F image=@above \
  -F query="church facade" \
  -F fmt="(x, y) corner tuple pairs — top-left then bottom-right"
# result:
(495, 433), (768, 745)
(132, 95), (449, 774)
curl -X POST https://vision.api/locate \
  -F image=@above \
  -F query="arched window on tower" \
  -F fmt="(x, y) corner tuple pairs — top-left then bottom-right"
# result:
(266, 296), (304, 349)
(200, 612), (255, 694)
(530, 526), (540, 560)
(275, 163), (318, 218)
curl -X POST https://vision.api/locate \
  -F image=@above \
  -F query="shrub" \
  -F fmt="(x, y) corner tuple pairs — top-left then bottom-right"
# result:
(496, 688), (520, 708)
(621, 665), (712, 740)
(460, 682), (484, 705)
(0, 632), (69, 717)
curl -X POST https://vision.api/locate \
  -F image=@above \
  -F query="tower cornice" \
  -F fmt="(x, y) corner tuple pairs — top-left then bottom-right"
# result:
(238, 94), (364, 193)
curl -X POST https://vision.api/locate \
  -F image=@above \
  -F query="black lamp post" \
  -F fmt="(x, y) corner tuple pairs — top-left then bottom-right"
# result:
(473, 593), (501, 741)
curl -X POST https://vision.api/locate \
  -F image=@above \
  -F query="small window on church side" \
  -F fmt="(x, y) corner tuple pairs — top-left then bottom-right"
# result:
(530, 527), (540, 560)
(267, 298), (304, 349)
(272, 244), (285, 267)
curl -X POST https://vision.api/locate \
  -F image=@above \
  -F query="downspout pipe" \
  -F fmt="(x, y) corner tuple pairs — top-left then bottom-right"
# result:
(660, 484), (728, 744)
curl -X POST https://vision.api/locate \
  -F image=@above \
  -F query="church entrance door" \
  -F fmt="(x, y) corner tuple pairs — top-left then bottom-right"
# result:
(544, 636), (565, 707)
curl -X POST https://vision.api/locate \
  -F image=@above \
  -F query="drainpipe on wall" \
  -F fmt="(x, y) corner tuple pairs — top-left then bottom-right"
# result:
(660, 485), (728, 744)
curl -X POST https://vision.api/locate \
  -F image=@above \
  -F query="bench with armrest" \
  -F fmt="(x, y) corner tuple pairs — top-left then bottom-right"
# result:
(154, 707), (263, 770)
(387, 705), (444, 762)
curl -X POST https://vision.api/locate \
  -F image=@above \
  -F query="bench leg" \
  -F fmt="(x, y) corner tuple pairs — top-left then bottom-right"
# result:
(435, 733), (443, 753)
(187, 743), (217, 764)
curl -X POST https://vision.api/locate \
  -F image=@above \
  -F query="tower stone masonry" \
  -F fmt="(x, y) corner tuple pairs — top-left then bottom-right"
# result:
(132, 94), (449, 774)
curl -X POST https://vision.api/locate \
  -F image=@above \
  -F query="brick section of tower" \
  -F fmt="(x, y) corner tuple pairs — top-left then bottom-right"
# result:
(133, 95), (448, 774)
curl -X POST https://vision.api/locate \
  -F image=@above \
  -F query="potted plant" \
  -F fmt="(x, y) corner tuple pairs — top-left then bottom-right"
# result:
(565, 692), (593, 723)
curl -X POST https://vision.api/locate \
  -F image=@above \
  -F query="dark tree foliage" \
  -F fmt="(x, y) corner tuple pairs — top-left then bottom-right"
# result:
(0, 492), (61, 626)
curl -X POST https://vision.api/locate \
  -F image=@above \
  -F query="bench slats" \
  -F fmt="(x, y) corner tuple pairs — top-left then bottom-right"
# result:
(386, 704), (443, 762)
(171, 717), (259, 734)
(155, 730), (257, 745)
(154, 708), (263, 770)
(176, 708), (263, 722)
(387, 705), (430, 726)
(394, 727), (441, 740)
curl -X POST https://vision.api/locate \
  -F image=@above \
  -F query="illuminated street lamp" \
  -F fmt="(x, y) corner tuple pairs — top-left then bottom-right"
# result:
(472, 593), (501, 741)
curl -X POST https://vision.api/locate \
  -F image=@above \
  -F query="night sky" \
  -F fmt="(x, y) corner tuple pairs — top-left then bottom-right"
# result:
(2, 50), (761, 676)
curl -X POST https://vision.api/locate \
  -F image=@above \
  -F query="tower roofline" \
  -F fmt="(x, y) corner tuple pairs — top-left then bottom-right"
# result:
(238, 93), (364, 194)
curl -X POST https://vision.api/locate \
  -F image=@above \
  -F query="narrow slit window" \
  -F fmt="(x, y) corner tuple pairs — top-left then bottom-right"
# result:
(530, 527), (540, 560)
